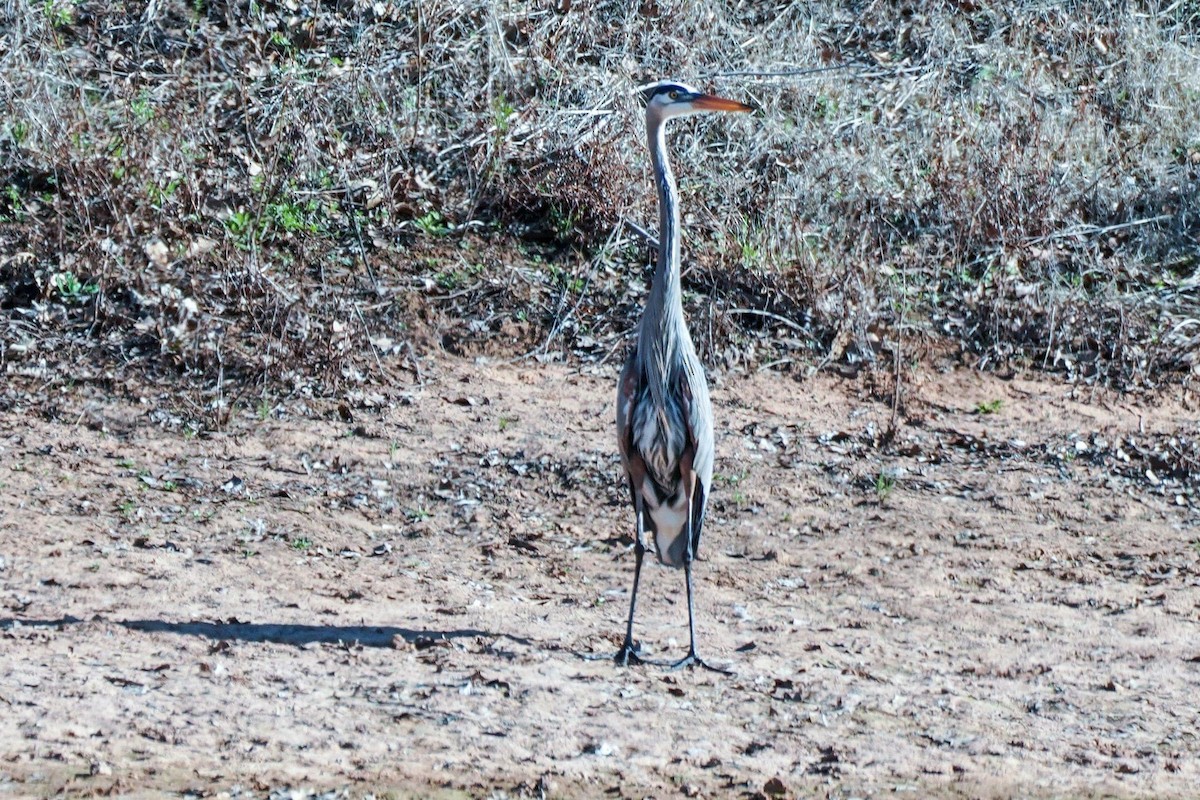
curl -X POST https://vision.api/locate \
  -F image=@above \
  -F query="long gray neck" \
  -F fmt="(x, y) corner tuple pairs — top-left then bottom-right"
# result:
(637, 114), (690, 392)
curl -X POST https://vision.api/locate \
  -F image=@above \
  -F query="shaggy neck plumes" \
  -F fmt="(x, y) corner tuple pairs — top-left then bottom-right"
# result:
(637, 116), (691, 402)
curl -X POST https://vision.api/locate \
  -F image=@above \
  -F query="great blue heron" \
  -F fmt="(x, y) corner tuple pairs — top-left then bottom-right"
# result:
(613, 80), (754, 672)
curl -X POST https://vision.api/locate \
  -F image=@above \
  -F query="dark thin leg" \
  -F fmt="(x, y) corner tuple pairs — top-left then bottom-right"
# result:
(669, 557), (732, 674)
(614, 539), (646, 666)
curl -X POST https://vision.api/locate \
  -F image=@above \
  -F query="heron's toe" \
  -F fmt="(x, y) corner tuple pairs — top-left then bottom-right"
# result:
(614, 641), (645, 667)
(669, 651), (733, 675)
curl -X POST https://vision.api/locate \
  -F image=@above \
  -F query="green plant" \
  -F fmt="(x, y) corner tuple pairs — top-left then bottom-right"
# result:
(2, 185), (25, 221)
(147, 176), (182, 209)
(548, 264), (585, 294)
(435, 269), (467, 290)
(51, 271), (99, 304)
(813, 94), (837, 119)
(875, 470), (896, 503)
(292, 537), (312, 550)
(974, 399), (1003, 415)
(415, 210), (449, 235)
(715, 469), (747, 487)
(43, 0), (74, 27)
(549, 204), (579, 240)
(131, 91), (154, 124)
(225, 209), (253, 245)
(266, 198), (319, 235)
(104, 139), (129, 182)
(492, 94), (516, 135)
(268, 31), (294, 55)
(434, 266), (484, 293)
(8, 121), (28, 146)
(740, 240), (761, 265)
(498, 416), (516, 432)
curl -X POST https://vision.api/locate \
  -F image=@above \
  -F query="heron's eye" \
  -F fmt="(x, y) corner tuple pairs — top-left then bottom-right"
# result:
(668, 90), (679, 100)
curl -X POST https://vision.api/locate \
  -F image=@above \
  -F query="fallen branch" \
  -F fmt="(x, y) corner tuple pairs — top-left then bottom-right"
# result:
(726, 307), (808, 333)
(623, 218), (658, 250)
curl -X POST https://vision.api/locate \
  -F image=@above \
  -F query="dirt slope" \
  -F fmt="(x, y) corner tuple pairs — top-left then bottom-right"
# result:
(2, 359), (1199, 798)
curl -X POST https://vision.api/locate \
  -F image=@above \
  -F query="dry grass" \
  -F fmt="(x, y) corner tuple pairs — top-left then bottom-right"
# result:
(1, 1), (1199, 424)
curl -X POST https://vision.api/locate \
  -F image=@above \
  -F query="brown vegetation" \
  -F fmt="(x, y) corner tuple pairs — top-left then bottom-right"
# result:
(2, 1), (1199, 421)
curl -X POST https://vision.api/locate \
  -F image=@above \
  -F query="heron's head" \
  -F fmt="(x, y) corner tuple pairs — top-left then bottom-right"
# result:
(636, 80), (755, 125)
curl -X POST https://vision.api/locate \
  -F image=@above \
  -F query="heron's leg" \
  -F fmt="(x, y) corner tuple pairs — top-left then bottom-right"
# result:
(670, 480), (731, 675)
(667, 557), (731, 674)
(614, 540), (646, 666)
(615, 497), (647, 666)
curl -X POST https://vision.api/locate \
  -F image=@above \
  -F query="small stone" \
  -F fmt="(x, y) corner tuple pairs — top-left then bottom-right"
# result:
(143, 239), (169, 266)
(584, 740), (614, 757)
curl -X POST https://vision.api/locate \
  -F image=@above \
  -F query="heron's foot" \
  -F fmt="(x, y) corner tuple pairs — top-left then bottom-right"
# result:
(613, 640), (645, 667)
(669, 650), (733, 675)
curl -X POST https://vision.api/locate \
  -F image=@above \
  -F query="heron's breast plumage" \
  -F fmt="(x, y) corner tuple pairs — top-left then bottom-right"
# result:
(630, 382), (686, 497)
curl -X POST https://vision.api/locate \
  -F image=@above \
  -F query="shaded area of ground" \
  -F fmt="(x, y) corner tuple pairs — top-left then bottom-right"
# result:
(1, 359), (1199, 798)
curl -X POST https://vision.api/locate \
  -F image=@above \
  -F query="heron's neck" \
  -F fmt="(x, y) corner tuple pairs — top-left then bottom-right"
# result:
(640, 118), (688, 365)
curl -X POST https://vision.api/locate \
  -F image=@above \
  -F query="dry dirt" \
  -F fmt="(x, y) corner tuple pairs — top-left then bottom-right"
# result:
(2, 357), (1199, 799)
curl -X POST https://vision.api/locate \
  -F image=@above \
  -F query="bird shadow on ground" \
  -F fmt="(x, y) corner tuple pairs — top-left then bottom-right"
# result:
(2, 616), (534, 650)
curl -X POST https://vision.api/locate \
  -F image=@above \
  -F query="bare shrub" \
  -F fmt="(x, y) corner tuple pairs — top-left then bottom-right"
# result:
(1, 0), (1197, 418)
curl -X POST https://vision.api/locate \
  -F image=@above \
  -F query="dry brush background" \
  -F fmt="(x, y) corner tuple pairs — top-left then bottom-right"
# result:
(3, 0), (1199, 414)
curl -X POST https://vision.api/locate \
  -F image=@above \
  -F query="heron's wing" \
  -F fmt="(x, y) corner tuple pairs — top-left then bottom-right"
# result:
(616, 349), (645, 507)
(680, 357), (714, 490)
(680, 357), (714, 555)
(688, 474), (708, 558)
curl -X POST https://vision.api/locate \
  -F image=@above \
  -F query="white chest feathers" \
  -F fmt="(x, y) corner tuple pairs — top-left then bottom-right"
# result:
(639, 475), (690, 567)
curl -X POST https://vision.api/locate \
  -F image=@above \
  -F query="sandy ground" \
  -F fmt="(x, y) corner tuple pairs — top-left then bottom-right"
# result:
(2, 357), (1199, 799)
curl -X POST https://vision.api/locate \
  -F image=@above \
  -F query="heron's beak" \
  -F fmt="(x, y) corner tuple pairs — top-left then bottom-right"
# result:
(690, 93), (756, 113)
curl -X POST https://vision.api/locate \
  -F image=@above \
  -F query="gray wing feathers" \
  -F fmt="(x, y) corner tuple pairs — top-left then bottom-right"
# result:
(681, 353), (714, 555)
(615, 351), (637, 467)
(682, 354), (714, 494)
